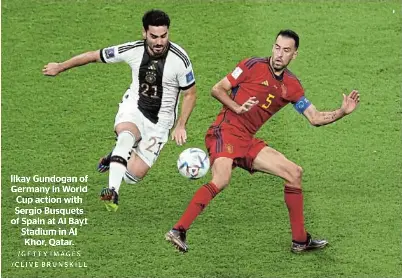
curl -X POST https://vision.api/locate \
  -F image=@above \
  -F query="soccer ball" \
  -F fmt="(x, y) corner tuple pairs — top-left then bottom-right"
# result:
(177, 148), (210, 179)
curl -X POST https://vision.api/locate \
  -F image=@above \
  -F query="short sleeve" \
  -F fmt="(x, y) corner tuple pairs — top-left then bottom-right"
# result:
(100, 41), (143, 64)
(178, 63), (195, 90)
(226, 59), (252, 87)
(284, 77), (311, 114)
(285, 77), (305, 104)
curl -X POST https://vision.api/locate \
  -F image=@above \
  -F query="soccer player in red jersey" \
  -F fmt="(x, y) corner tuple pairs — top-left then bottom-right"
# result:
(166, 30), (360, 253)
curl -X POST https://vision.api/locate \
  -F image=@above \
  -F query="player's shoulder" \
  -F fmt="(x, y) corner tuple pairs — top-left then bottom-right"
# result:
(240, 57), (269, 69)
(116, 40), (145, 53)
(169, 41), (190, 57)
(168, 41), (191, 68)
(284, 68), (303, 88)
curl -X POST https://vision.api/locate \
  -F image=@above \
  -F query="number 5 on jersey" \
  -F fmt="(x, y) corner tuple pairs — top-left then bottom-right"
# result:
(261, 94), (275, 109)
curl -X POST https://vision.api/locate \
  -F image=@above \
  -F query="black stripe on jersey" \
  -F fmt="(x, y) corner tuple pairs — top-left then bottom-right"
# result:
(169, 45), (190, 68)
(99, 49), (106, 63)
(118, 40), (144, 50)
(137, 46), (168, 124)
(179, 81), (195, 91)
(245, 57), (266, 69)
(118, 43), (144, 54)
(117, 41), (143, 51)
(118, 41), (144, 54)
(170, 44), (190, 65)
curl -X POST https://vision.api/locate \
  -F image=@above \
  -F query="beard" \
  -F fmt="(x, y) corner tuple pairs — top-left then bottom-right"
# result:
(146, 41), (167, 57)
(271, 58), (287, 72)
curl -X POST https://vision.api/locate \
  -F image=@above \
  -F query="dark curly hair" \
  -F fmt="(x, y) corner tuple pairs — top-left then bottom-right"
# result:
(142, 9), (170, 31)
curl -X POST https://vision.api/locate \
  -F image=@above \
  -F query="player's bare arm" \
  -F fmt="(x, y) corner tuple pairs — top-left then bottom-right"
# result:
(42, 50), (101, 76)
(303, 90), (360, 126)
(171, 85), (197, 145)
(211, 77), (259, 114)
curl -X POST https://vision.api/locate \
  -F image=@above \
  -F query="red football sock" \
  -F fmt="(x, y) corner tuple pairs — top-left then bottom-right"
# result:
(174, 182), (220, 231)
(284, 185), (307, 242)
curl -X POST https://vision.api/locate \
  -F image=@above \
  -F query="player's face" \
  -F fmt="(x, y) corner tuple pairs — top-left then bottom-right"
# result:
(143, 25), (169, 57)
(271, 36), (298, 71)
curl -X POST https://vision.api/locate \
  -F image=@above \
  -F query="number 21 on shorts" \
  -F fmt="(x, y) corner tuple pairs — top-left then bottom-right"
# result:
(261, 94), (275, 109)
(145, 136), (163, 156)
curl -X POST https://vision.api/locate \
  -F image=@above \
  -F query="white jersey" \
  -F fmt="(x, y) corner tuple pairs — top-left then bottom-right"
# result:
(100, 40), (195, 129)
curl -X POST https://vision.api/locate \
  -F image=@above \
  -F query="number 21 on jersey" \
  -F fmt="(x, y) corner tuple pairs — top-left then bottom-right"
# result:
(261, 94), (275, 109)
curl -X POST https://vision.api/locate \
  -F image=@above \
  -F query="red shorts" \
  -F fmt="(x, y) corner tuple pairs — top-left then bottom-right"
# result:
(205, 124), (267, 173)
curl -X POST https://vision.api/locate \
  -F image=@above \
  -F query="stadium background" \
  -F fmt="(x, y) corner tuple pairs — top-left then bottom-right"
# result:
(1, 0), (401, 277)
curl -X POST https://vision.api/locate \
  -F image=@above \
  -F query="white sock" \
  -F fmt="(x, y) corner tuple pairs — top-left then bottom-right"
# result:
(123, 171), (142, 185)
(109, 131), (135, 194)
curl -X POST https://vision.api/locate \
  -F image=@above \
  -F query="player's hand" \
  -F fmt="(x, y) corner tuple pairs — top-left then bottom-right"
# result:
(42, 62), (64, 76)
(235, 97), (259, 114)
(341, 90), (360, 115)
(171, 125), (187, 146)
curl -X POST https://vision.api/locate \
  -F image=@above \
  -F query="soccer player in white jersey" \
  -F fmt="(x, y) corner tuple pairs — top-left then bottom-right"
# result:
(43, 10), (197, 212)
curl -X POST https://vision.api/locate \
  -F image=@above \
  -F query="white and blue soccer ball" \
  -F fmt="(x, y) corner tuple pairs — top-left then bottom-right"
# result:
(177, 148), (210, 179)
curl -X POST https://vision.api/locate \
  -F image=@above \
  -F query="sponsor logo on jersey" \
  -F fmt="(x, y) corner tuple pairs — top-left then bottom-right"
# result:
(186, 71), (194, 83)
(148, 60), (158, 70)
(231, 67), (243, 80)
(261, 80), (269, 86)
(105, 48), (115, 59)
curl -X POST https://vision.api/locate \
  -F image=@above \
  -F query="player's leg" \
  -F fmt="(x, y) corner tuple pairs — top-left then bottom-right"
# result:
(166, 126), (240, 252)
(123, 120), (169, 185)
(173, 156), (233, 231)
(122, 154), (147, 184)
(97, 135), (141, 173)
(251, 146), (328, 252)
(165, 156), (233, 252)
(103, 114), (169, 211)
(100, 93), (142, 212)
(100, 122), (140, 211)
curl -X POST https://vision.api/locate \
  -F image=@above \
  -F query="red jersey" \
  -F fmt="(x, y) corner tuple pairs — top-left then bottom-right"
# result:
(212, 57), (305, 135)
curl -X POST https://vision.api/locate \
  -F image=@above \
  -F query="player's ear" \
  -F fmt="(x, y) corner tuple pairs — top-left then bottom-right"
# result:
(292, 50), (298, 60)
(142, 28), (146, 40)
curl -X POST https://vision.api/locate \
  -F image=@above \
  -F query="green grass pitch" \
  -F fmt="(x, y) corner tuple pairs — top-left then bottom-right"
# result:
(1, 0), (401, 277)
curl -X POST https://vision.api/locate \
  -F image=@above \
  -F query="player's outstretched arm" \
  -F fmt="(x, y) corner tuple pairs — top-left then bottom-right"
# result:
(42, 50), (102, 76)
(171, 85), (197, 145)
(303, 90), (360, 126)
(211, 77), (258, 114)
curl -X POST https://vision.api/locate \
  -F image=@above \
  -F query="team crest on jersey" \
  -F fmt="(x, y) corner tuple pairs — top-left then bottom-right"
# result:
(105, 48), (115, 59)
(231, 67), (243, 80)
(225, 143), (234, 154)
(145, 71), (156, 84)
(186, 71), (194, 83)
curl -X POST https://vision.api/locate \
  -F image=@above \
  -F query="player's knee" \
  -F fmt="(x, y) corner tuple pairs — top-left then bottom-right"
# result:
(288, 165), (303, 187)
(123, 171), (142, 185)
(115, 123), (141, 139)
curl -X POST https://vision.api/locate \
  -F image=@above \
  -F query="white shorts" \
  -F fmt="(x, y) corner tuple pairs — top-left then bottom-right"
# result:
(114, 93), (169, 167)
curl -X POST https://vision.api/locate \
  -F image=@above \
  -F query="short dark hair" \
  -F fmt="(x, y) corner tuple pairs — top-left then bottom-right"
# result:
(276, 29), (299, 49)
(142, 9), (170, 30)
